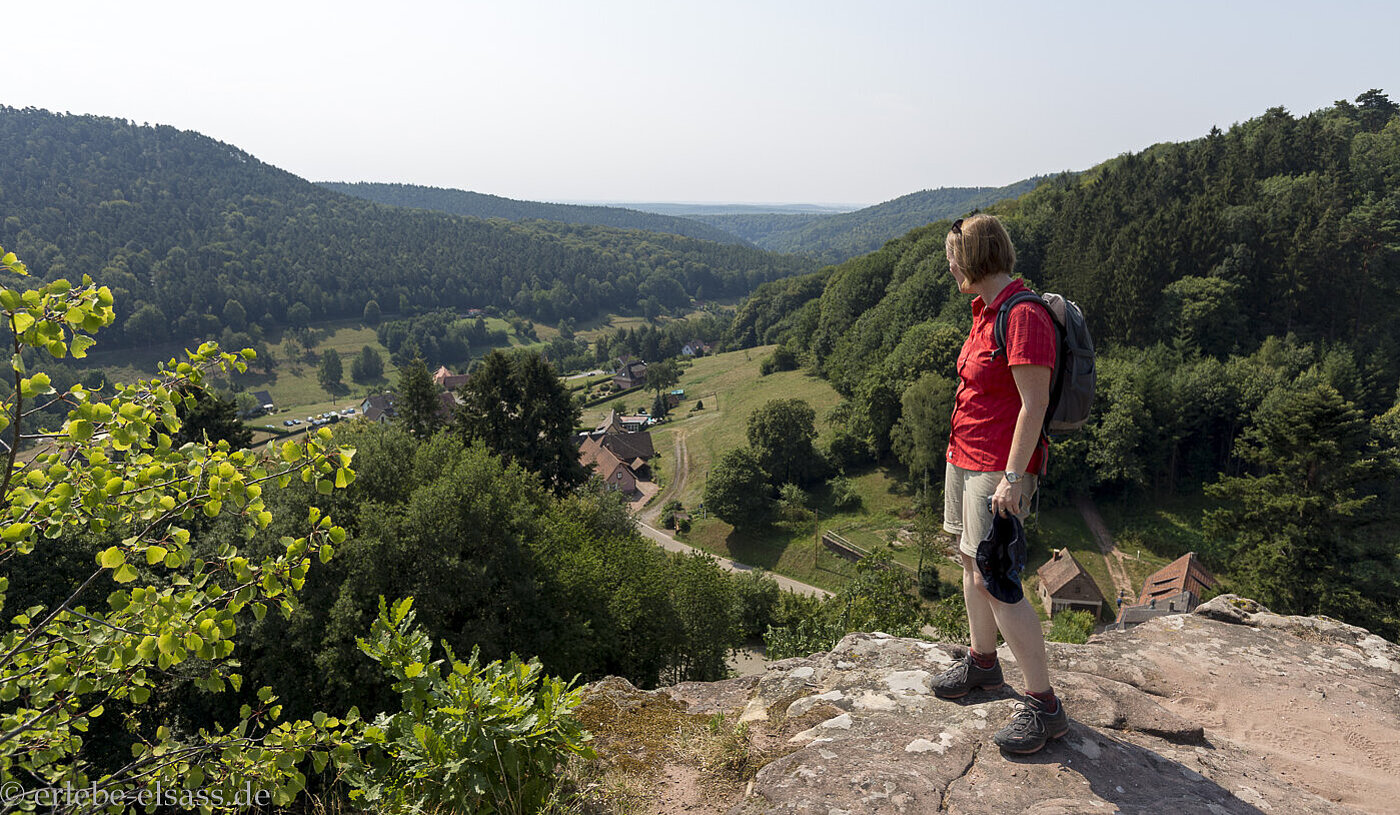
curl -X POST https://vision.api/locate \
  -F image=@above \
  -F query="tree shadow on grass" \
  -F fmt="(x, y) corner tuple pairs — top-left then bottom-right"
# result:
(722, 522), (792, 572)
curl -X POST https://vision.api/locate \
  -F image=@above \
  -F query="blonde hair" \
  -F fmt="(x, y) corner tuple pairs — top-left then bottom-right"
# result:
(945, 214), (1016, 283)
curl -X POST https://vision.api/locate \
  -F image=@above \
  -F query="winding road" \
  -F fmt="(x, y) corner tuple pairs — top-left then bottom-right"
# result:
(635, 520), (832, 598)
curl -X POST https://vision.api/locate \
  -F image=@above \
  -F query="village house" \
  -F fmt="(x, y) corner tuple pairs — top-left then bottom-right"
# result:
(432, 365), (469, 390)
(612, 359), (648, 390)
(251, 390), (275, 415)
(578, 409), (655, 492)
(1036, 548), (1108, 619)
(681, 340), (710, 357)
(359, 393), (396, 424)
(1116, 552), (1217, 629)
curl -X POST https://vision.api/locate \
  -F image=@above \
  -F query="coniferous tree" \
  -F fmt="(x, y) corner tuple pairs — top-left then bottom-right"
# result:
(171, 386), (254, 449)
(395, 356), (443, 438)
(318, 348), (343, 393)
(453, 350), (585, 494)
(1205, 382), (1400, 636)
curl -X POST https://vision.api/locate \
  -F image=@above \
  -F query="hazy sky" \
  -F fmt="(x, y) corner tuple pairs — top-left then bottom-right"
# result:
(6, 1), (1398, 205)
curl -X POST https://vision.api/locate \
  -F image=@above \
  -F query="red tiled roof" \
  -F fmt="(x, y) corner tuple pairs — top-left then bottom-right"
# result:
(433, 366), (470, 389)
(578, 436), (606, 468)
(1137, 553), (1217, 605)
(587, 446), (629, 480)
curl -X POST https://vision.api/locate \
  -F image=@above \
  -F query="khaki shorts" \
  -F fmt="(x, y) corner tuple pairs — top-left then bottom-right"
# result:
(943, 461), (1037, 559)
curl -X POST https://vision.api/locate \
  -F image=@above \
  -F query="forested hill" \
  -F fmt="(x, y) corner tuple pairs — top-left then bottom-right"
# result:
(693, 179), (1044, 265)
(731, 92), (1400, 637)
(0, 107), (815, 348)
(317, 181), (746, 245)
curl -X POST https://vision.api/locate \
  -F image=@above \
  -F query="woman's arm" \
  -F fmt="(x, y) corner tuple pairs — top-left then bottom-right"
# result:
(990, 363), (1051, 516)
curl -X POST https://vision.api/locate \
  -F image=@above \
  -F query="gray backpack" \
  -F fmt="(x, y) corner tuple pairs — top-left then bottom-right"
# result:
(992, 290), (1096, 434)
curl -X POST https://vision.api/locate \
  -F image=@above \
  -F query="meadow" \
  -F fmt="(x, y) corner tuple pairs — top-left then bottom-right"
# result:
(580, 344), (1210, 618)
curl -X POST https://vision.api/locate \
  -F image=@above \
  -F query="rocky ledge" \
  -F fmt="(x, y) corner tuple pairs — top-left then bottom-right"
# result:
(578, 596), (1400, 814)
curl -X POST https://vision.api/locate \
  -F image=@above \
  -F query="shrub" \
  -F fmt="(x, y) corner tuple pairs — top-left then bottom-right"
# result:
(732, 569), (781, 639)
(355, 597), (594, 814)
(825, 476), (862, 511)
(763, 618), (847, 661)
(676, 517), (691, 534)
(1046, 609), (1096, 644)
(925, 600), (970, 643)
(825, 429), (872, 472)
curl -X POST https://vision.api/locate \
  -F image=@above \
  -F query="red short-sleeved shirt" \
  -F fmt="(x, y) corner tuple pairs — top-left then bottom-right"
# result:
(947, 279), (1057, 474)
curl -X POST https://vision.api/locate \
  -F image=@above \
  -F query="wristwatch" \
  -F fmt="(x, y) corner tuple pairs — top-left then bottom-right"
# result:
(1005, 471), (1024, 484)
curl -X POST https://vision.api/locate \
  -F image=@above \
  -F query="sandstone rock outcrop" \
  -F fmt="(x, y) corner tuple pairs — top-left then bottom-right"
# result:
(579, 595), (1400, 814)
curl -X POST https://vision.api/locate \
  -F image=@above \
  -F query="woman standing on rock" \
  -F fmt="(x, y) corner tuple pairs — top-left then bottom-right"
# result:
(932, 213), (1068, 754)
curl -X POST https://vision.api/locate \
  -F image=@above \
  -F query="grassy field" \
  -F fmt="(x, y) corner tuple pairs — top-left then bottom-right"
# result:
(83, 315), (542, 423)
(581, 345), (847, 504)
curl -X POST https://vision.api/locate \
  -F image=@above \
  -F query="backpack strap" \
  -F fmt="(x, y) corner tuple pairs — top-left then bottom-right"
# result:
(992, 290), (1063, 464)
(991, 291), (1053, 361)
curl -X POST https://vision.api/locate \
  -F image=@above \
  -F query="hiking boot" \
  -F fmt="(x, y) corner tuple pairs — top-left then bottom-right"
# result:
(993, 696), (1069, 754)
(931, 653), (1004, 699)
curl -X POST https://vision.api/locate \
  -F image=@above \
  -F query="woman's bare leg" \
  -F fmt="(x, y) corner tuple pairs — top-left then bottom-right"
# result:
(960, 553), (1051, 693)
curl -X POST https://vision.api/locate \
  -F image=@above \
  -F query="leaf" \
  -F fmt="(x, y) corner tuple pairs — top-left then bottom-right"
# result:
(98, 546), (125, 569)
(113, 564), (138, 583)
(146, 545), (168, 565)
(3, 523), (32, 543)
(71, 334), (96, 358)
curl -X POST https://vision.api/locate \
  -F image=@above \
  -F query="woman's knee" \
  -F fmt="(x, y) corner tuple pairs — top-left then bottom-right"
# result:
(960, 554), (993, 598)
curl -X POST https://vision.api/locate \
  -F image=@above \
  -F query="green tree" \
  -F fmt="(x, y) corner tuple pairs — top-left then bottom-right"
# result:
(286, 301), (312, 330)
(889, 372), (955, 488)
(1046, 610), (1096, 643)
(172, 386), (255, 449)
(351, 344), (384, 382)
(645, 357), (681, 416)
(318, 347), (343, 393)
(363, 299), (382, 325)
(1205, 381), (1400, 635)
(453, 350), (585, 494)
(222, 298), (247, 332)
(747, 398), (823, 486)
(0, 247), (360, 809)
(664, 553), (740, 683)
(703, 447), (772, 528)
(124, 301), (167, 346)
(395, 355), (442, 438)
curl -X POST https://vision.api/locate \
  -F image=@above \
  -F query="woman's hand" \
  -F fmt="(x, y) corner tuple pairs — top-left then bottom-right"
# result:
(991, 476), (1024, 517)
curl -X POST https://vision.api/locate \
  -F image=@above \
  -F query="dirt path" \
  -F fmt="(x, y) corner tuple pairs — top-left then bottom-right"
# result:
(1075, 495), (1135, 601)
(640, 429), (691, 524)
